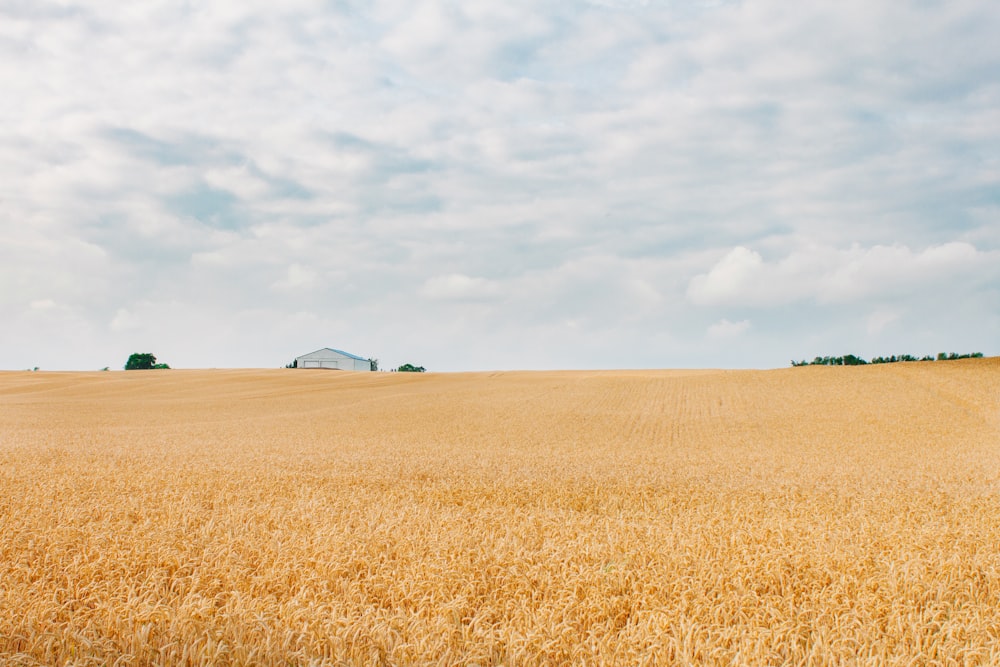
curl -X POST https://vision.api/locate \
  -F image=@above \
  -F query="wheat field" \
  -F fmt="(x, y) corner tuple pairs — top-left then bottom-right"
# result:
(1, 359), (998, 665)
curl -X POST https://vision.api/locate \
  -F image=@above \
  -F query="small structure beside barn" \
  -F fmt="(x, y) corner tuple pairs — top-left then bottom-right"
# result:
(295, 348), (373, 371)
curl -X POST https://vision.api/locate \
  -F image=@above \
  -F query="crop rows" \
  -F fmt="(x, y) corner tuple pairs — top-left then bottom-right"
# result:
(1, 360), (998, 665)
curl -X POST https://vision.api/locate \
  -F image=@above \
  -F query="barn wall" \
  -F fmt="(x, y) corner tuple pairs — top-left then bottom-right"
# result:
(295, 350), (371, 371)
(301, 359), (337, 369)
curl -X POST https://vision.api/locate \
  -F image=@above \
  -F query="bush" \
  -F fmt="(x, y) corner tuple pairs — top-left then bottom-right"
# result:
(125, 353), (169, 370)
(794, 352), (984, 367)
(938, 352), (984, 361)
(791, 355), (867, 367)
(397, 363), (426, 373)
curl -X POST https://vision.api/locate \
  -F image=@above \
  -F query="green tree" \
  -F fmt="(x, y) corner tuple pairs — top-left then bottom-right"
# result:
(396, 363), (426, 373)
(125, 353), (168, 370)
(794, 351), (983, 367)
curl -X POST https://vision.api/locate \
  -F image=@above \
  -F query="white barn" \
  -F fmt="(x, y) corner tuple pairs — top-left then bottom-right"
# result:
(295, 348), (372, 371)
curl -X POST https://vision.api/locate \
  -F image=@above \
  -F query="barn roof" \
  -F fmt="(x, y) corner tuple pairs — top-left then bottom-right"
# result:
(298, 347), (368, 361)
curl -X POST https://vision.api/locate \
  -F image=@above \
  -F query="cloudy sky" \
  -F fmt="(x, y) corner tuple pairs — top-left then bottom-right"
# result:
(2, 0), (998, 371)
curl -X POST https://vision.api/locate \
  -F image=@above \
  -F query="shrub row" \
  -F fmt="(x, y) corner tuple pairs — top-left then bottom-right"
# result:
(791, 352), (983, 367)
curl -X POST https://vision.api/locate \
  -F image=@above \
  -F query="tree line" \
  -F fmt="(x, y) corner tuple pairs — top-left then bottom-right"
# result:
(791, 352), (984, 367)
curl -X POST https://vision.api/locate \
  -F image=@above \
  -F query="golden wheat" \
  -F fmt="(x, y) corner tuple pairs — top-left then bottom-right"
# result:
(1, 359), (999, 665)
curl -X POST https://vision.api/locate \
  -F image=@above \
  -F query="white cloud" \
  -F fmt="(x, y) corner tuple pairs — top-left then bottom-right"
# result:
(110, 308), (141, 332)
(1, 1), (998, 370)
(203, 166), (271, 200)
(420, 274), (502, 302)
(707, 318), (750, 340)
(866, 309), (900, 335)
(273, 263), (318, 291)
(687, 247), (769, 305)
(688, 242), (998, 308)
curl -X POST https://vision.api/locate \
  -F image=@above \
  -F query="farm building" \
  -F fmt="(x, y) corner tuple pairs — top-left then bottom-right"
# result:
(295, 348), (373, 371)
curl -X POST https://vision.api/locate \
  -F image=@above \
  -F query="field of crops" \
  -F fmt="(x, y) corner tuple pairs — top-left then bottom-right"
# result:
(1, 359), (999, 665)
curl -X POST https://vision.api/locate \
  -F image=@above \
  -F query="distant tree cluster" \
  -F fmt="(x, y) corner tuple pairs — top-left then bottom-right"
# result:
(792, 352), (983, 367)
(396, 363), (426, 372)
(124, 353), (170, 370)
(792, 354), (869, 367)
(285, 359), (298, 368)
(934, 352), (985, 361)
(870, 354), (934, 364)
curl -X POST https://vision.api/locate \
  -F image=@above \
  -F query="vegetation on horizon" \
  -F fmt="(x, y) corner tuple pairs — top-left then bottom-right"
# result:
(124, 352), (170, 370)
(792, 352), (984, 366)
(396, 363), (426, 372)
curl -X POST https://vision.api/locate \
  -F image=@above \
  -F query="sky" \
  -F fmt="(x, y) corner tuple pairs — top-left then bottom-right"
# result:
(2, 0), (998, 372)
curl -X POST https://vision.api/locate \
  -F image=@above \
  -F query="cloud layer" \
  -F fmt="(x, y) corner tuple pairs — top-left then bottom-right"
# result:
(2, 0), (998, 370)
(688, 242), (997, 307)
